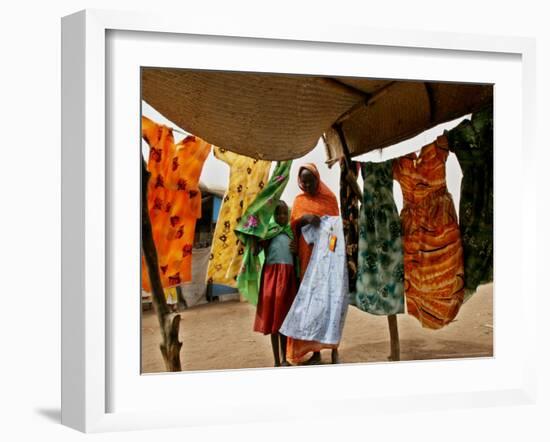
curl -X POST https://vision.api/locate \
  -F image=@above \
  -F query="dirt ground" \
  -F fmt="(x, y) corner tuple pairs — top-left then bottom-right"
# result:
(141, 283), (493, 373)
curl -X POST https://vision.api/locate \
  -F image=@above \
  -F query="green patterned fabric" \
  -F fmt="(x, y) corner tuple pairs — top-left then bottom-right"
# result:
(234, 161), (293, 305)
(354, 160), (404, 315)
(340, 160), (360, 297)
(445, 106), (493, 299)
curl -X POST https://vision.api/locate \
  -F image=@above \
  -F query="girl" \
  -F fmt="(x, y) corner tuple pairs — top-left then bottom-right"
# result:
(253, 200), (297, 367)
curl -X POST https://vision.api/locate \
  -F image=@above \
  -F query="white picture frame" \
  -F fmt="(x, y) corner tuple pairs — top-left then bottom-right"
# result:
(61, 9), (537, 433)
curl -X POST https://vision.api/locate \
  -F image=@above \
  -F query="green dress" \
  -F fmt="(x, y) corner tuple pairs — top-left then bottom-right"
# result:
(234, 161), (293, 305)
(354, 160), (404, 315)
(445, 106), (493, 298)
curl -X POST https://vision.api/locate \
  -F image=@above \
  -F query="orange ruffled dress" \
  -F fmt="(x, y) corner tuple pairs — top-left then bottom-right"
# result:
(141, 116), (211, 292)
(393, 135), (465, 329)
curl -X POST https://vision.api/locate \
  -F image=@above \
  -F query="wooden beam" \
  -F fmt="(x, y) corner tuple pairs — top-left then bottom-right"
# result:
(424, 83), (436, 123)
(141, 157), (183, 372)
(334, 98), (369, 125)
(333, 123), (363, 200)
(323, 78), (373, 100)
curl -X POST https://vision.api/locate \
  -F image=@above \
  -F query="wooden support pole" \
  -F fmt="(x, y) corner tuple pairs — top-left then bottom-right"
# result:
(141, 157), (183, 372)
(334, 123), (402, 362)
(333, 123), (363, 200)
(387, 314), (400, 361)
(333, 123), (401, 361)
(334, 122), (401, 361)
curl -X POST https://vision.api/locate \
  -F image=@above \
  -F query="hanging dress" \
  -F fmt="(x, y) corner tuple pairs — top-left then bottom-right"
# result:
(393, 135), (465, 329)
(141, 116), (211, 291)
(354, 160), (405, 315)
(445, 107), (493, 298)
(207, 147), (271, 287)
(280, 216), (349, 347)
(339, 159), (361, 297)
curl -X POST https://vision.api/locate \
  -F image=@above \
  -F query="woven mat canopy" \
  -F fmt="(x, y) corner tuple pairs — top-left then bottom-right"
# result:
(142, 68), (493, 161)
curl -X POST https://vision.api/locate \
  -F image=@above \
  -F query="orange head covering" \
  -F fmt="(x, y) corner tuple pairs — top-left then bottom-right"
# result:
(286, 163), (340, 363)
(292, 163), (339, 220)
(291, 163), (339, 277)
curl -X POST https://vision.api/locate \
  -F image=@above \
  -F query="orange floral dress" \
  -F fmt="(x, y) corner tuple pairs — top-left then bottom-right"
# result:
(141, 116), (211, 291)
(393, 135), (465, 329)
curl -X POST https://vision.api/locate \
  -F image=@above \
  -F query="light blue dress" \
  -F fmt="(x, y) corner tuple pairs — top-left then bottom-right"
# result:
(279, 216), (349, 345)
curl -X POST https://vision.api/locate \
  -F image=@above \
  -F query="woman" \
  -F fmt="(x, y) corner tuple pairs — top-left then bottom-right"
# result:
(287, 163), (340, 365)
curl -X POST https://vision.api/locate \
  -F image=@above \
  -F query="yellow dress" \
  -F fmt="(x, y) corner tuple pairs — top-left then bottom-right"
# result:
(141, 116), (211, 291)
(207, 147), (271, 287)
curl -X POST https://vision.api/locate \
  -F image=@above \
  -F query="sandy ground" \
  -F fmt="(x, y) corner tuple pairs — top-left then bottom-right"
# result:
(141, 284), (493, 373)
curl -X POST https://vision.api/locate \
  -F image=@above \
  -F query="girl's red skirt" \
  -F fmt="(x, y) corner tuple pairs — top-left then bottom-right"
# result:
(253, 263), (297, 335)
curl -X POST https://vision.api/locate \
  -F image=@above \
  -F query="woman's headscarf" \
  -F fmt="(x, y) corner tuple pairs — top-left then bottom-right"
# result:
(291, 163), (339, 278)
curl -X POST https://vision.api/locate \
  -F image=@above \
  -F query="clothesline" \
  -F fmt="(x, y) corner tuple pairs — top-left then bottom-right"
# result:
(172, 126), (190, 136)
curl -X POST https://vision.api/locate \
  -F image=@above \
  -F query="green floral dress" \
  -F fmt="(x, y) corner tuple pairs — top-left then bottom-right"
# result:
(445, 106), (493, 298)
(354, 160), (404, 315)
(234, 160), (293, 305)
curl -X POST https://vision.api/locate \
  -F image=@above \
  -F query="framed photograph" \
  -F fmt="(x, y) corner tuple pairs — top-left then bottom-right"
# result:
(61, 9), (536, 433)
